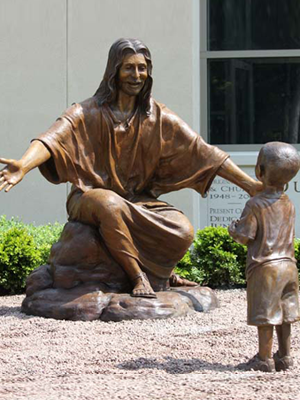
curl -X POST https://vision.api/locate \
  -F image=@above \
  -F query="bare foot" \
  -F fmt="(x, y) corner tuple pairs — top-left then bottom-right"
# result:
(169, 273), (198, 287)
(131, 272), (157, 298)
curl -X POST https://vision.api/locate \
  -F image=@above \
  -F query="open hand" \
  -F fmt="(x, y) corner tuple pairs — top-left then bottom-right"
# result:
(0, 158), (25, 192)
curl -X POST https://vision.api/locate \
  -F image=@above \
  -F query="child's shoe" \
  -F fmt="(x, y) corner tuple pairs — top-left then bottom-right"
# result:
(273, 351), (293, 371)
(237, 354), (275, 372)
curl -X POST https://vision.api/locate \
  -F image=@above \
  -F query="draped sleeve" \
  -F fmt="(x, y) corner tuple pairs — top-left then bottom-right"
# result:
(148, 104), (229, 197)
(33, 98), (105, 192)
(34, 97), (229, 199)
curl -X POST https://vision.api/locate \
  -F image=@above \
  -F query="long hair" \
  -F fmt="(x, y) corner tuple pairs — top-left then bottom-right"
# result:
(94, 38), (153, 115)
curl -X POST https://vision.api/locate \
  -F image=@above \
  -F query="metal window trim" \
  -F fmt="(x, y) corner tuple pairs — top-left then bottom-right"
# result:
(202, 50), (300, 59)
(217, 144), (300, 152)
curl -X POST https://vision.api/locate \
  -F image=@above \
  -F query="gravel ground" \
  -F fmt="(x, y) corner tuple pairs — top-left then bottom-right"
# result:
(1, 289), (300, 400)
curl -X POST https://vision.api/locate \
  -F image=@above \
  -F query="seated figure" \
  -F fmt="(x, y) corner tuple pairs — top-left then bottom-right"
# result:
(0, 39), (260, 301)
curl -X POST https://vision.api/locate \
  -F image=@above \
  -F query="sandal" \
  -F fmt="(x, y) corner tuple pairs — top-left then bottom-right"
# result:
(131, 272), (157, 298)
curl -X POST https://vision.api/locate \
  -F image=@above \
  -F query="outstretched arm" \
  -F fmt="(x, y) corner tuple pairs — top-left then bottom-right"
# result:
(0, 141), (51, 192)
(218, 158), (262, 196)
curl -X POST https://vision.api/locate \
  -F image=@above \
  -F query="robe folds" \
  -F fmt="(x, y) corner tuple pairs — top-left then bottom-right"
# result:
(35, 97), (228, 280)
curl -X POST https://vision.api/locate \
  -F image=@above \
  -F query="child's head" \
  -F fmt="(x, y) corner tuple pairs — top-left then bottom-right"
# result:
(256, 142), (300, 187)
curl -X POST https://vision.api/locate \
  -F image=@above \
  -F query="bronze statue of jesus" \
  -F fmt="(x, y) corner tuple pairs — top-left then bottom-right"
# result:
(0, 38), (261, 298)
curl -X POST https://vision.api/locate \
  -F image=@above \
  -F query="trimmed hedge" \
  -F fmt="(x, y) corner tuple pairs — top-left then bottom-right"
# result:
(176, 226), (300, 288)
(0, 216), (63, 294)
(0, 217), (299, 293)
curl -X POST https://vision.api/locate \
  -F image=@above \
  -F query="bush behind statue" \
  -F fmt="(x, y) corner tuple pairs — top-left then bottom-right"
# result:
(0, 218), (299, 294)
(0, 216), (63, 294)
(176, 226), (300, 288)
(176, 226), (247, 287)
(294, 238), (300, 277)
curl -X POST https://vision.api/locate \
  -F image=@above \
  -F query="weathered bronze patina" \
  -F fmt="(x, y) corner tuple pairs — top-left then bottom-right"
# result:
(229, 142), (300, 372)
(0, 39), (260, 320)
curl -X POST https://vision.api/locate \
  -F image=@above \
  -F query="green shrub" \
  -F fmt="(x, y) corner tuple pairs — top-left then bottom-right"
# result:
(0, 216), (63, 294)
(25, 223), (64, 265)
(294, 239), (300, 279)
(0, 227), (42, 293)
(175, 250), (206, 284)
(1, 215), (300, 293)
(177, 226), (300, 287)
(176, 226), (247, 287)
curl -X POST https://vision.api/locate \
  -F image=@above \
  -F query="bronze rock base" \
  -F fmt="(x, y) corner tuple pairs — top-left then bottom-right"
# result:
(21, 222), (218, 321)
(21, 270), (218, 322)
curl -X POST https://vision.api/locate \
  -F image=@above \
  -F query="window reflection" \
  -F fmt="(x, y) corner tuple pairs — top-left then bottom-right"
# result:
(209, 58), (300, 144)
(209, 0), (300, 51)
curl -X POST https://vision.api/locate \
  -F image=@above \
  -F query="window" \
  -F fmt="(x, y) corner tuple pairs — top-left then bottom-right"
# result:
(203, 0), (300, 146)
(209, 0), (300, 51)
(209, 58), (300, 144)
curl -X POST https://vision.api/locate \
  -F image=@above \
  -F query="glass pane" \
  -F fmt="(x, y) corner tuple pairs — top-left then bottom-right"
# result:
(209, 0), (300, 50)
(208, 58), (300, 144)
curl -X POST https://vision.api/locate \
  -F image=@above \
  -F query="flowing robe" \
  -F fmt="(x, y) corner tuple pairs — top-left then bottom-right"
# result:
(35, 97), (228, 280)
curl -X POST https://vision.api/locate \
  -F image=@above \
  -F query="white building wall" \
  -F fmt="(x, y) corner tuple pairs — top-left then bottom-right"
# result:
(0, 0), (68, 224)
(0, 0), (199, 227)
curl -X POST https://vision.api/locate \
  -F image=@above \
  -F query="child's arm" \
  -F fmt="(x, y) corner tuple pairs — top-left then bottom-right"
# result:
(228, 203), (257, 246)
(228, 220), (250, 245)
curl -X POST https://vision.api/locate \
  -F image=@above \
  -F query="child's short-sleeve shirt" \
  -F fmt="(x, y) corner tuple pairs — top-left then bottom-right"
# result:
(232, 193), (295, 278)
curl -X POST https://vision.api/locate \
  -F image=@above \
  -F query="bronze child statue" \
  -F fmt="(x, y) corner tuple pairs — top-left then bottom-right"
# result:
(229, 142), (300, 372)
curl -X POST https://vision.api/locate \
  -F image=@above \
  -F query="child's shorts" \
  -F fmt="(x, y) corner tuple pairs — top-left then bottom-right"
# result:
(247, 260), (300, 326)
